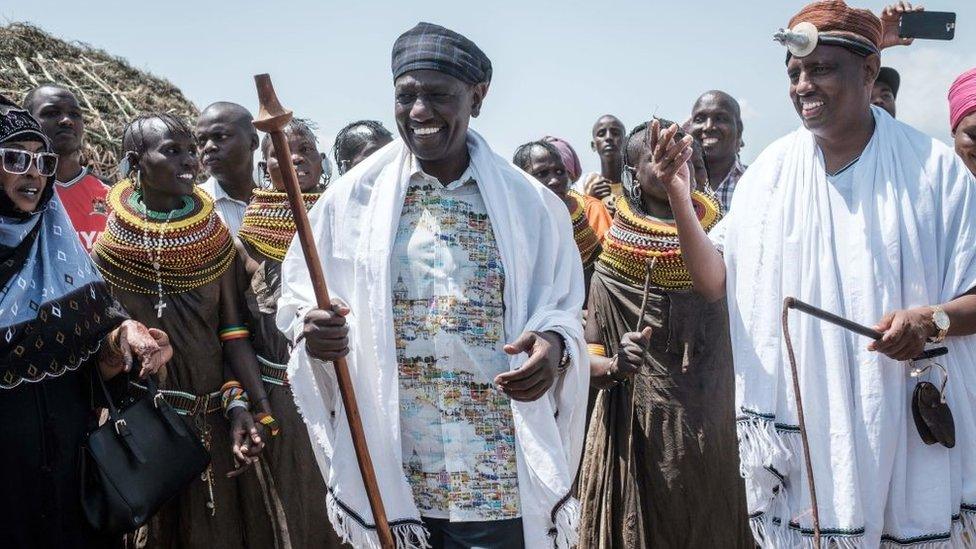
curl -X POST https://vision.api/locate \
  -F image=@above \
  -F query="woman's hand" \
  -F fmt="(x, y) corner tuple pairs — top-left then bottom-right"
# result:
(587, 177), (614, 199)
(646, 119), (694, 203)
(227, 407), (265, 478)
(99, 320), (171, 379)
(615, 327), (653, 380)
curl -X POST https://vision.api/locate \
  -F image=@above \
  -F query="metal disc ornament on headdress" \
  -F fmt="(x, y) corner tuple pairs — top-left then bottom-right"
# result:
(774, 21), (819, 58)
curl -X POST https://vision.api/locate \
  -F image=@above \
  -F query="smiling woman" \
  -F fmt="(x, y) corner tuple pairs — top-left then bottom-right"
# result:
(91, 113), (283, 548)
(0, 95), (171, 548)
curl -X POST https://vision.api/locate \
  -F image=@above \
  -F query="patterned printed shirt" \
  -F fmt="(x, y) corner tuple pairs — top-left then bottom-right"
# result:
(392, 162), (520, 522)
(713, 158), (747, 214)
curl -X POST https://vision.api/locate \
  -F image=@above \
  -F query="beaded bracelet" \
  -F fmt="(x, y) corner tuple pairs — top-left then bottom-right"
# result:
(218, 325), (250, 343)
(220, 380), (250, 419)
(225, 399), (249, 417)
(254, 412), (281, 437)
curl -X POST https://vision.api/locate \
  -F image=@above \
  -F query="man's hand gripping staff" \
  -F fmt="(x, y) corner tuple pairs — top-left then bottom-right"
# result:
(252, 74), (395, 549)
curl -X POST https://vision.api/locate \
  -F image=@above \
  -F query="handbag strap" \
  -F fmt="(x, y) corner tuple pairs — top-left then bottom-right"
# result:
(93, 362), (148, 463)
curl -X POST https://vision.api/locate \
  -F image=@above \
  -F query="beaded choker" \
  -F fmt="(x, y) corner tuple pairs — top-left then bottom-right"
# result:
(567, 190), (600, 267)
(597, 192), (721, 289)
(238, 189), (321, 262)
(94, 180), (236, 300)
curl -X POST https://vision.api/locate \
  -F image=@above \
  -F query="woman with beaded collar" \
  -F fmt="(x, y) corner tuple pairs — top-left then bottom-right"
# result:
(577, 119), (750, 548)
(235, 117), (344, 548)
(513, 140), (612, 300)
(92, 113), (279, 548)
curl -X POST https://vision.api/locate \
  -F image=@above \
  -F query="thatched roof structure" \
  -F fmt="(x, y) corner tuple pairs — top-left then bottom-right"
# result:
(0, 23), (198, 181)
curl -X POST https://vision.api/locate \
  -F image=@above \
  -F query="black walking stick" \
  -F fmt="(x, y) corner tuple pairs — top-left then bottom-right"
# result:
(781, 297), (947, 548)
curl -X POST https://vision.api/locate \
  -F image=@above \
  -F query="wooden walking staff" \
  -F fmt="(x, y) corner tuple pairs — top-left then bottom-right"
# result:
(253, 73), (395, 549)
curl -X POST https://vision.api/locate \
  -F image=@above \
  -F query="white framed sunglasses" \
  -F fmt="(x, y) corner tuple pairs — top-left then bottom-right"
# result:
(0, 147), (59, 177)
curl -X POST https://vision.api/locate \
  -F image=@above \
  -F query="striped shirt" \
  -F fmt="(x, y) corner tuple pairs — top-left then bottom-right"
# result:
(199, 177), (250, 236)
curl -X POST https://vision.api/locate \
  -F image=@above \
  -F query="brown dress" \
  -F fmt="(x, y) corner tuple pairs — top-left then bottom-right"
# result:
(97, 269), (276, 549)
(239, 241), (346, 548)
(578, 265), (751, 548)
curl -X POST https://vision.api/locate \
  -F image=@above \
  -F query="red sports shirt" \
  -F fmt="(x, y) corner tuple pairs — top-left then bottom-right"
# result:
(55, 168), (110, 253)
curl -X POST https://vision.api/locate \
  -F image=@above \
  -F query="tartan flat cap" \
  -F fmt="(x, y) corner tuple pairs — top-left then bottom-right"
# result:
(392, 22), (492, 85)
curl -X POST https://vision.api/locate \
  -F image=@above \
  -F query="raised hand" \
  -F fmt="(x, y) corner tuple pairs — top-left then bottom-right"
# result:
(646, 119), (694, 202)
(588, 177), (614, 199)
(880, 2), (924, 49)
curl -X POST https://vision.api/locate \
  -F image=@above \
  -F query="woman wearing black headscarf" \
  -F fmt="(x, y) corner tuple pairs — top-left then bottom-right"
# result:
(0, 95), (171, 548)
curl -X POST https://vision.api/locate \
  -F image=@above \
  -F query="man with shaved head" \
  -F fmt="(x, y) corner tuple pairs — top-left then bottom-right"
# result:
(25, 84), (109, 252)
(690, 90), (746, 212)
(580, 114), (626, 213)
(196, 101), (259, 234)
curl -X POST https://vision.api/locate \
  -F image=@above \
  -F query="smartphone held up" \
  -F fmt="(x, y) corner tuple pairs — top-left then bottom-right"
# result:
(899, 10), (956, 41)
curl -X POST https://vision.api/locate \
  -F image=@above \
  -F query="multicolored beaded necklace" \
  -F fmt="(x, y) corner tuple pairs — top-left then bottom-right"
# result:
(567, 190), (600, 267)
(238, 189), (321, 263)
(93, 179), (236, 302)
(597, 191), (721, 289)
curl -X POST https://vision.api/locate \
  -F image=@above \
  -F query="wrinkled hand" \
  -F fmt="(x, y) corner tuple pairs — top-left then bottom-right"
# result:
(880, 2), (924, 49)
(112, 320), (170, 378)
(227, 407), (264, 478)
(144, 328), (172, 376)
(495, 331), (563, 402)
(303, 299), (350, 362)
(588, 177), (613, 199)
(614, 327), (652, 380)
(647, 119), (694, 203)
(869, 307), (935, 361)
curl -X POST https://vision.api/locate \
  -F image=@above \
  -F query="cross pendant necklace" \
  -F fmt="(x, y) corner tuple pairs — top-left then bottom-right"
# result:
(141, 199), (175, 318)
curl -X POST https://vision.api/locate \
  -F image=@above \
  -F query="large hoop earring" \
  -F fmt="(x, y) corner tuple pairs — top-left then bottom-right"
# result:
(632, 183), (642, 201)
(134, 170), (142, 192)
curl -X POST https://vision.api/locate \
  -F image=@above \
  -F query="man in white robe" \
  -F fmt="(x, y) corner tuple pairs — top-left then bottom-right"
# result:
(276, 22), (587, 549)
(655, 1), (976, 547)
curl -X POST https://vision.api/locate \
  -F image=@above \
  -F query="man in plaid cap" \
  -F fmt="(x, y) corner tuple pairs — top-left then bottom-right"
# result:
(279, 22), (588, 548)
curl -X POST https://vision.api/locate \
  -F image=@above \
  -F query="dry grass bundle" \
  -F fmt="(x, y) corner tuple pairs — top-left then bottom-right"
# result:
(0, 23), (198, 181)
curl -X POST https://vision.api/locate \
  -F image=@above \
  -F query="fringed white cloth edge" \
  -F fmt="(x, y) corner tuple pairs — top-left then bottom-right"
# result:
(549, 494), (581, 549)
(324, 490), (431, 549)
(321, 487), (581, 549)
(738, 414), (976, 548)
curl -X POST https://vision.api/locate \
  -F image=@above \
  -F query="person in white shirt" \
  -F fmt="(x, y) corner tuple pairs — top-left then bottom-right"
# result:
(665, 2), (976, 546)
(195, 102), (259, 235)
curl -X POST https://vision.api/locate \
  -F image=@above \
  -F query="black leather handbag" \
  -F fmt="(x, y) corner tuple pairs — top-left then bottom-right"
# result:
(81, 369), (210, 534)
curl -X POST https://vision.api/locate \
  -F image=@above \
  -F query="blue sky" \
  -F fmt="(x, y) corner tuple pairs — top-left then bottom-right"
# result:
(3, 0), (975, 174)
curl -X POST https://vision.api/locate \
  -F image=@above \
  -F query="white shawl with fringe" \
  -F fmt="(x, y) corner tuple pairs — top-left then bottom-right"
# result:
(277, 130), (588, 549)
(714, 107), (976, 548)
